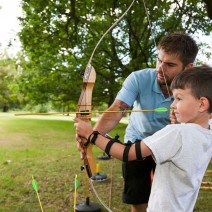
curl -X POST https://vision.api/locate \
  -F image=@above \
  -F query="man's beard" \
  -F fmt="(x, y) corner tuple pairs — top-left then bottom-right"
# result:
(157, 72), (171, 86)
(158, 78), (171, 86)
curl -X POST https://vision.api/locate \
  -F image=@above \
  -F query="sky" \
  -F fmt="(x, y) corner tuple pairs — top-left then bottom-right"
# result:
(0, 0), (22, 56)
(0, 0), (211, 65)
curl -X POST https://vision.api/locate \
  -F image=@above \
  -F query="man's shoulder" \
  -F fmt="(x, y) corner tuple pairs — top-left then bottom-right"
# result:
(133, 68), (156, 75)
(131, 68), (156, 81)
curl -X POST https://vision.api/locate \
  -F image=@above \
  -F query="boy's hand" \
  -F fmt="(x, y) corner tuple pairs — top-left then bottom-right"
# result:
(75, 133), (85, 159)
(74, 118), (93, 159)
(74, 118), (93, 140)
(170, 110), (177, 124)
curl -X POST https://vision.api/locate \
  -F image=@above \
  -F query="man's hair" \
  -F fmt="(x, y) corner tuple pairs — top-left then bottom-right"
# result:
(170, 65), (212, 113)
(158, 32), (198, 66)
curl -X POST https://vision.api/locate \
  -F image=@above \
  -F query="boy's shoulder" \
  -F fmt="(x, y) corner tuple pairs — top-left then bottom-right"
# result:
(165, 123), (212, 136)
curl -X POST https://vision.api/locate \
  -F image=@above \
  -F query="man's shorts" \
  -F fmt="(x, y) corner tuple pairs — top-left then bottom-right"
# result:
(122, 155), (156, 205)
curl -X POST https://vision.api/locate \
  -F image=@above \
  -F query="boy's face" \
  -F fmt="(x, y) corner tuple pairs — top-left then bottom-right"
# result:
(171, 88), (201, 123)
(156, 49), (191, 86)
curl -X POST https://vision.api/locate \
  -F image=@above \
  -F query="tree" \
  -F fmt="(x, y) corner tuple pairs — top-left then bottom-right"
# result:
(18, 0), (212, 108)
(202, 0), (212, 19)
(0, 52), (21, 111)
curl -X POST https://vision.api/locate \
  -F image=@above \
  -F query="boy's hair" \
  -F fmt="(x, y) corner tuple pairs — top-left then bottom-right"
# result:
(158, 32), (198, 66)
(171, 65), (212, 113)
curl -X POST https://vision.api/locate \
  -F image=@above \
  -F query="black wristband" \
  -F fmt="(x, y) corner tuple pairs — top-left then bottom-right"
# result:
(84, 131), (100, 146)
(90, 131), (100, 144)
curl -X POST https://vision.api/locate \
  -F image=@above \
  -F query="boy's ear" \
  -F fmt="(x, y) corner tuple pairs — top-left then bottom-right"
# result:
(199, 97), (210, 113)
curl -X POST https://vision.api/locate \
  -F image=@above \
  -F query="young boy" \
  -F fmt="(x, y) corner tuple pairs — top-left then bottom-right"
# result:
(74, 65), (212, 212)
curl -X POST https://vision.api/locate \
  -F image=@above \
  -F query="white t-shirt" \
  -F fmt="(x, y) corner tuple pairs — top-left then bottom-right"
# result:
(143, 123), (212, 212)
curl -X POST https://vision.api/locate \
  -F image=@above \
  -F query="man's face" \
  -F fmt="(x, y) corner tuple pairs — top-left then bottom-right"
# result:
(156, 49), (186, 86)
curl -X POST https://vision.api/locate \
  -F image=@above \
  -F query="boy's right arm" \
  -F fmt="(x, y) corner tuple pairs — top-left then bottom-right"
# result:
(75, 118), (152, 161)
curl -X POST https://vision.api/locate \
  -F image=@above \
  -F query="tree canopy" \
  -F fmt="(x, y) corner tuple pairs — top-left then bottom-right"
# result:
(0, 53), (21, 111)
(17, 0), (212, 110)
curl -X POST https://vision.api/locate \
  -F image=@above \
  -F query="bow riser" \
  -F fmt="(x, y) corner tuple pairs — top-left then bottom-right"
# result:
(77, 65), (96, 178)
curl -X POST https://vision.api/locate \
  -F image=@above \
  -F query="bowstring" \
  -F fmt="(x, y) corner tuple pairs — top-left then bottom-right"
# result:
(87, 0), (136, 67)
(142, 0), (171, 97)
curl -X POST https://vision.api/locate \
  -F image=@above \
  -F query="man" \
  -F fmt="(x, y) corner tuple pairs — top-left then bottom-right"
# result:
(79, 32), (199, 212)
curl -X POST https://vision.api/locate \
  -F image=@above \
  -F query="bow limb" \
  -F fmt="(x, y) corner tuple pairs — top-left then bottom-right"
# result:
(76, 64), (96, 178)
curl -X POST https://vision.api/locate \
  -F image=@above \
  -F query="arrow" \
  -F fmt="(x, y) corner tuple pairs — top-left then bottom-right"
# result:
(15, 107), (173, 116)
(74, 175), (78, 212)
(32, 175), (44, 212)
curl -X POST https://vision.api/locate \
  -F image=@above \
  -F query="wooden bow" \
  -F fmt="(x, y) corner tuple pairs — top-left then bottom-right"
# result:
(76, 64), (96, 178)
(75, 2), (137, 211)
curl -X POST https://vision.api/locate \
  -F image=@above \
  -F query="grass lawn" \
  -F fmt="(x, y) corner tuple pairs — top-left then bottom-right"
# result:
(0, 113), (211, 211)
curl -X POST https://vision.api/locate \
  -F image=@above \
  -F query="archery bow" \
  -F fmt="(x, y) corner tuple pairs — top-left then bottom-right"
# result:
(75, 1), (136, 211)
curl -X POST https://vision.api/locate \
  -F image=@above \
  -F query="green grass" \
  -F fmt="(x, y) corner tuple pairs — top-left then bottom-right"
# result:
(0, 113), (211, 211)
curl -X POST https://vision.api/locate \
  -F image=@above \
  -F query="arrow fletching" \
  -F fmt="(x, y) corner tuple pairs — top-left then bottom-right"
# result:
(75, 175), (79, 189)
(154, 107), (169, 112)
(32, 175), (38, 191)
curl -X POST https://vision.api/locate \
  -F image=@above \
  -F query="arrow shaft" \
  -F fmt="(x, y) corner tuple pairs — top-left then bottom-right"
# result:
(15, 108), (171, 116)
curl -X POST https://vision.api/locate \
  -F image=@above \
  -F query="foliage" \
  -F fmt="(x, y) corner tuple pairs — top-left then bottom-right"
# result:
(17, 0), (212, 108)
(0, 52), (22, 111)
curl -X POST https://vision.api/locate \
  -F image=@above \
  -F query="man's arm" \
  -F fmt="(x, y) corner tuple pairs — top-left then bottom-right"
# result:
(94, 99), (130, 135)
